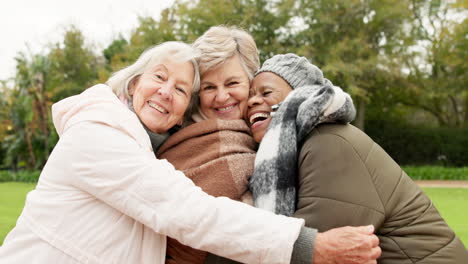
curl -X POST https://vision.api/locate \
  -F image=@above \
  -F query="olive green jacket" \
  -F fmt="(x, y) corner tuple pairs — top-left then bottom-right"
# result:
(294, 123), (468, 263)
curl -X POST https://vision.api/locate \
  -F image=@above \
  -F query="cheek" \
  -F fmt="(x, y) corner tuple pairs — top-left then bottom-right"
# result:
(264, 97), (279, 108)
(132, 93), (144, 112)
(236, 87), (250, 104)
(174, 99), (190, 116)
(199, 93), (212, 109)
(132, 85), (150, 109)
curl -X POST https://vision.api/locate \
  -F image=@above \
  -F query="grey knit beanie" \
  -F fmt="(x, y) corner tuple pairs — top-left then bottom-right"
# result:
(255, 53), (326, 89)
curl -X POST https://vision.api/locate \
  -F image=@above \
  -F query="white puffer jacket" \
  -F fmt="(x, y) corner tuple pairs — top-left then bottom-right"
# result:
(0, 84), (304, 264)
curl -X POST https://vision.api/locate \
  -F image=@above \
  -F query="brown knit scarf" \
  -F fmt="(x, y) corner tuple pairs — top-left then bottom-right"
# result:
(156, 118), (257, 264)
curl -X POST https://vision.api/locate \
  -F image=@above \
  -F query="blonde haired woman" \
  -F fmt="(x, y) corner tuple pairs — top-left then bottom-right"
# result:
(158, 26), (380, 264)
(159, 25), (262, 264)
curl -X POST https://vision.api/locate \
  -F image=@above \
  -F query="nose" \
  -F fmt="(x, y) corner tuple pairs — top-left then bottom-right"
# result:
(158, 81), (174, 101)
(247, 93), (262, 108)
(215, 87), (230, 103)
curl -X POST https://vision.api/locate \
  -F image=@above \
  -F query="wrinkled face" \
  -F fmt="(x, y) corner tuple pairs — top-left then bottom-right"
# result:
(129, 59), (194, 134)
(246, 72), (293, 143)
(199, 55), (250, 120)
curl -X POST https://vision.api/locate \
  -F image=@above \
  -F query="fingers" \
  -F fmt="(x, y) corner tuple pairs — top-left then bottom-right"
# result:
(358, 224), (375, 234)
(314, 225), (381, 264)
(371, 245), (382, 260)
(351, 224), (375, 235)
(370, 234), (379, 247)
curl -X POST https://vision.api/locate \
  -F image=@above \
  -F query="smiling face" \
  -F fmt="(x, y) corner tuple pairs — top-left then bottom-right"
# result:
(246, 72), (293, 143)
(199, 55), (250, 120)
(129, 59), (194, 134)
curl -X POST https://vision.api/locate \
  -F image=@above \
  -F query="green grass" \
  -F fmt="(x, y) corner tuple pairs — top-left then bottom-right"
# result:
(1, 183), (467, 248)
(422, 187), (468, 245)
(0, 182), (36, 245)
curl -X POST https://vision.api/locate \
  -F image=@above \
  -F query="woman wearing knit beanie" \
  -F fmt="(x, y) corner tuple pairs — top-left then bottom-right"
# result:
(247, 53), (468, 263)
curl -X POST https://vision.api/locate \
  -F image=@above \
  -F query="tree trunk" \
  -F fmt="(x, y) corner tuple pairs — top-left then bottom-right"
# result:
(355, 98), (366, 131)
(25, 130), (36, 169)
(34, 72), (50, 163)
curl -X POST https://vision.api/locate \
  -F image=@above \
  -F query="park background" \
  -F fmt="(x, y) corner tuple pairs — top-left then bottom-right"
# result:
(0, 0), (467, 246)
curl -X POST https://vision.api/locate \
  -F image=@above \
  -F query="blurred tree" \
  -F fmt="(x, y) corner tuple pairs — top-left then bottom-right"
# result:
(2, 52), (53, 169)
(104, 13), (178, 74)
(0, 81), (12, 168)
(2, 26), (101, 169)
(48, 25), (100, 102)
(169, 0), (291, 60)
(101, 0), (289, 68)
(398, 0), (467, 127)
(0, 81), (12, 140)
(283, 0), (414, 130)
(2, 0), (466, 170)
(103, 36), (129, 71)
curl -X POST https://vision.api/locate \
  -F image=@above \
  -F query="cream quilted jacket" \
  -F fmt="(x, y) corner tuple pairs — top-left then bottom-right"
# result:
(0, 84), (304, 264)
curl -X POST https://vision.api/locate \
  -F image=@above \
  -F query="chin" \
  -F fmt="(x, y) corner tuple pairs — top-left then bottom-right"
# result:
(143, 120), (165, 134)
(253, 132), (264, 144)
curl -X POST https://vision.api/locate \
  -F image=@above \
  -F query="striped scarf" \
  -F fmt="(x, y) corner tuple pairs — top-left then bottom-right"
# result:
(249, 81), (356, 216)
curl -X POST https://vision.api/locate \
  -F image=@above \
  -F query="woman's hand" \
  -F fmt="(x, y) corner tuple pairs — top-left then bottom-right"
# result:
(313, 225), (381, 264)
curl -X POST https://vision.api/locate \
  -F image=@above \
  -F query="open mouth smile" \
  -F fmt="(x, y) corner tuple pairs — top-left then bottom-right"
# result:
(249, 112), (270, 126)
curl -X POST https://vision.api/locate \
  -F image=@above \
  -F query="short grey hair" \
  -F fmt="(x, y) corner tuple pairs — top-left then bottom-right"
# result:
(193, 25), (260, 80)
(106, 41), (200, 120)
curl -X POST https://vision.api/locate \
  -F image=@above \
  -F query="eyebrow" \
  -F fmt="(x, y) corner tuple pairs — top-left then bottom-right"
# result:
(258, 84), (275, 91)
(225, 76), (244, 83)
(152, 64), (169, 72)
(200, 75), (243, 86)
(154, 64), (192, 88)
(200, 80), (215, 86)
(249, 84), (273, 95)
(177, 79), (192, 89)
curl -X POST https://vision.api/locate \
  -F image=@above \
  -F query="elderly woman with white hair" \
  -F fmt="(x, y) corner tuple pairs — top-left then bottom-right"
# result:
(157, 26), (380, 264)
(0, 41), (312, 264)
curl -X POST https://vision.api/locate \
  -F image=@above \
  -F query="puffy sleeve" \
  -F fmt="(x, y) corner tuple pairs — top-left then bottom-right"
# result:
(58, 121), (304, 264)
(294, 129), (385, 231)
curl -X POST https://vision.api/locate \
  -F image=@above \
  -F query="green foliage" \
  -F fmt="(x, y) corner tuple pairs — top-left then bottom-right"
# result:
(103, 36), (128, 63)
(48, 25), (100, 101)
(396, 0), (468, 127)
(366, 119), (468, 166)
(404, 166), (468, 180)
(2, 166), (466, 183)
(0, 170), (41, 183)
(1, 26), (101, 169)
(283, 0), (415, 128)
(3, 67), (40, 169)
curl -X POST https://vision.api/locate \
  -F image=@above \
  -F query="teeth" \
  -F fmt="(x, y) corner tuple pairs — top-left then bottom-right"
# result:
(217, 105), (234, 112)
(148, 101), (167, 113)
(249, 112), (269, 124)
